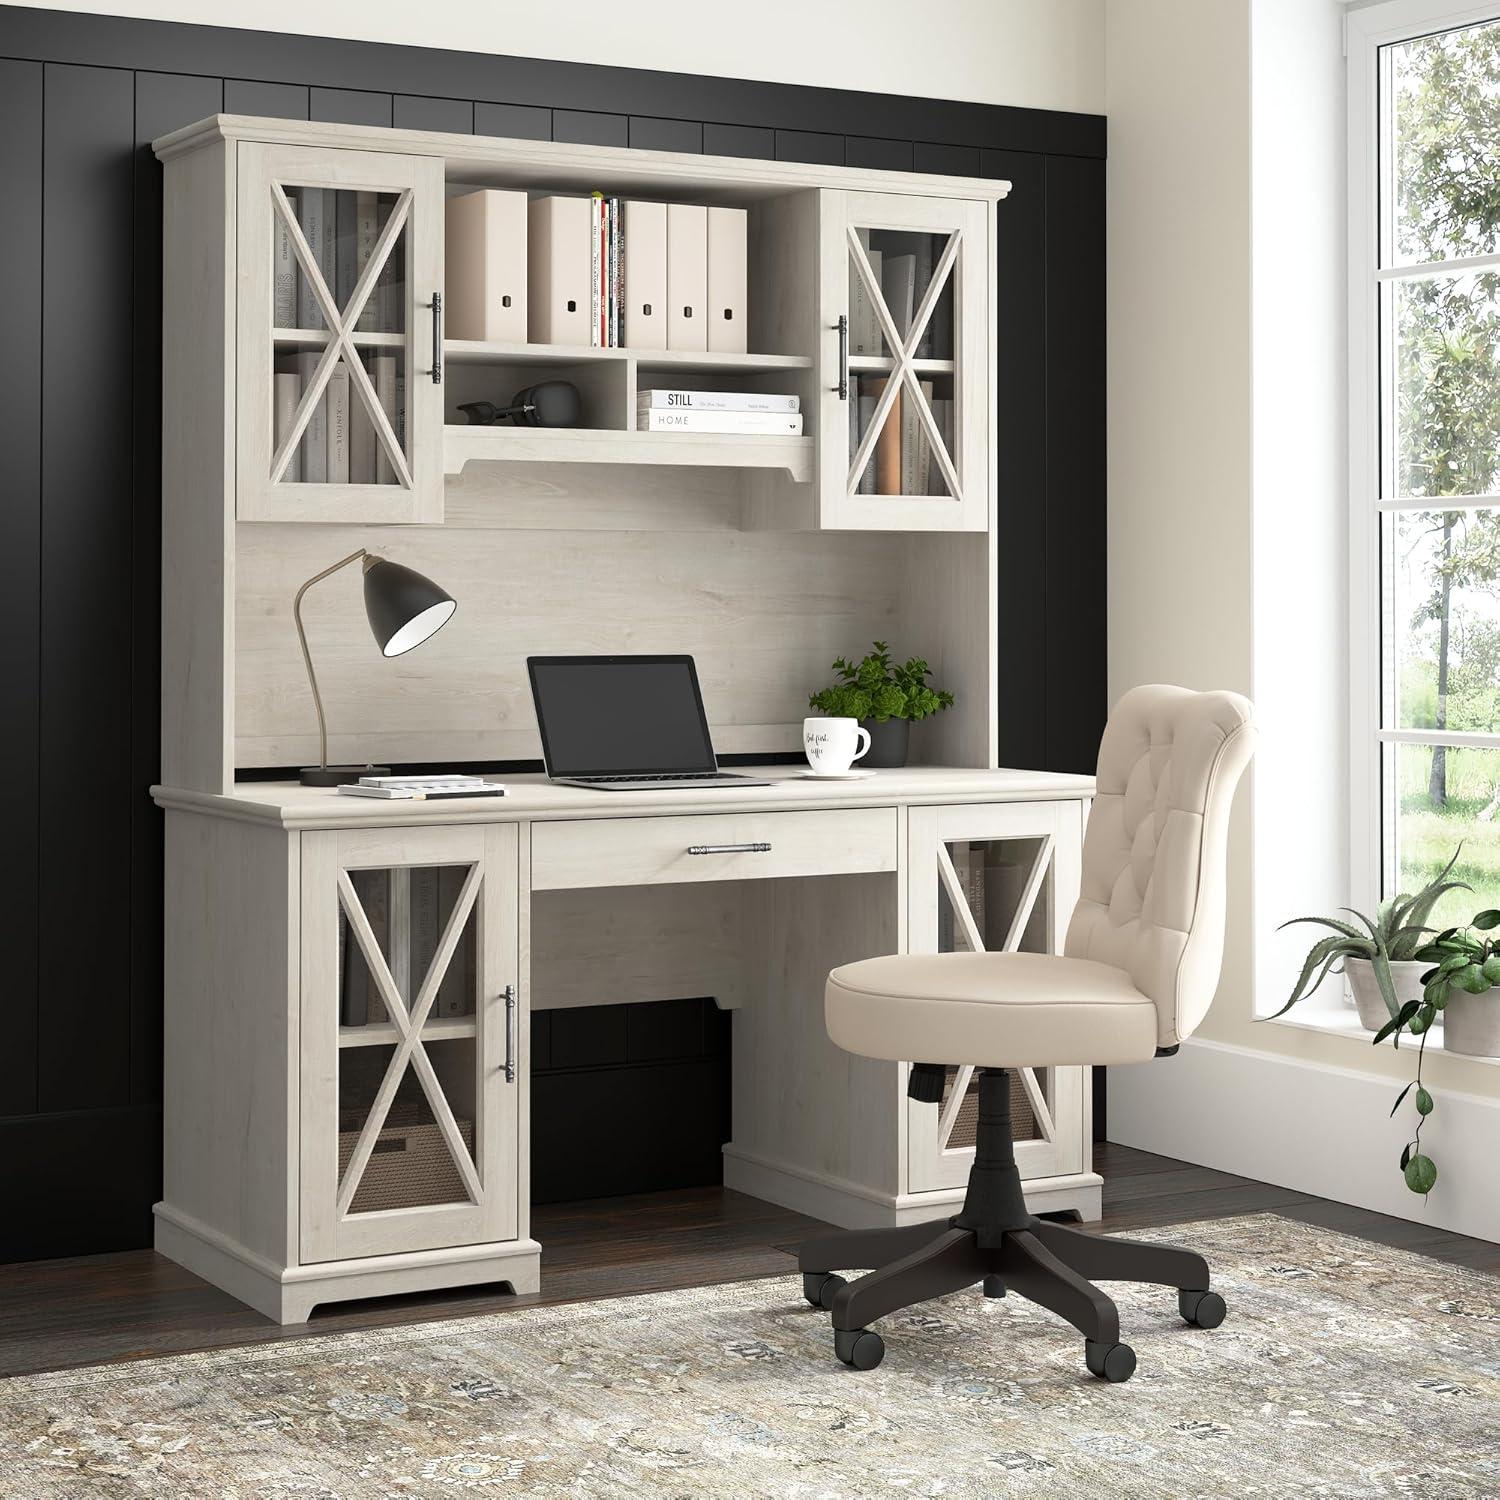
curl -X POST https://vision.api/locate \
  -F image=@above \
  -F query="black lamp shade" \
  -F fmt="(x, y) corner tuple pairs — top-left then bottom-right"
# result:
(362, 558), (456, 657)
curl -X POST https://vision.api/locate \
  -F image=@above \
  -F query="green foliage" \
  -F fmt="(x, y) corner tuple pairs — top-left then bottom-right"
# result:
(1269, 847), (1467, 1022)
(808, 641), (955, 723)
(1272, 851), (1492, 1199)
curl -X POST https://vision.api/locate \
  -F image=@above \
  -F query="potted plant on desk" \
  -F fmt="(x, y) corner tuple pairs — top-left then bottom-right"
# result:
(808, 641), (954, 768)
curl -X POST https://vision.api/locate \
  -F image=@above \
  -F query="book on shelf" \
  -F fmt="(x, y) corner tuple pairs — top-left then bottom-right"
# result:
(338, 911), (366, 1027)
(636, 388), (799, 413)
(855, 379), (878, 494)
(609, 193), (621, 348)
(296, 188), (337, 331)
(326, 361), (350, 483)
(637, 408), (803, 435)
(350, 378), (377, 485)
(590, 192), (603, 348)
(371, 354), (398, 483)
(928, 397), (953, 495)
(273, 368), (302, 483)
(881, 252), (916, 345)
(273, 192), (297, 327)
(350, 191), (380, 332)
(912, 236), (935, 359)
(901, 379), (935, 496)
(850, 239), (883, 355)
(871, 376), (902, 493)
(295, 351), (328, 483)
(411, 866), (438, 1006)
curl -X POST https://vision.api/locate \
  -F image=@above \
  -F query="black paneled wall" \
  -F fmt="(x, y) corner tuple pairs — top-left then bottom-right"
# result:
(0, 5), (1106, 1260)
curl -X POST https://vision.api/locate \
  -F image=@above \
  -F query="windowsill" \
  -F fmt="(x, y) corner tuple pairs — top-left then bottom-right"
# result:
(1264, 1003), (1500, 1066)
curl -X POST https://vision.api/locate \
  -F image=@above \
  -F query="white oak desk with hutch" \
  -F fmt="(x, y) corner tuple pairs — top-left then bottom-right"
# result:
(150, 114), (1100, 1323)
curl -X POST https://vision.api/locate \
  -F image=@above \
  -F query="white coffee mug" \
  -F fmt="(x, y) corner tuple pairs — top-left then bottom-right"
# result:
(803, 716), (872, 775)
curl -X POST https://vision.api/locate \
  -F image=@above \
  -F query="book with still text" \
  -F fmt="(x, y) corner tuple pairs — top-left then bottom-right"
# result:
(636, 388), (799, 413)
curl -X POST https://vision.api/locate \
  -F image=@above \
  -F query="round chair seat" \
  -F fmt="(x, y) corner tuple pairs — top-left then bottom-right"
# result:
(826, 951), (1160, 1070)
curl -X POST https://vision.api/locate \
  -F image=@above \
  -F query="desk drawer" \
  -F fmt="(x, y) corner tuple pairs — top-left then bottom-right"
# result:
(530, 808), (898, 891)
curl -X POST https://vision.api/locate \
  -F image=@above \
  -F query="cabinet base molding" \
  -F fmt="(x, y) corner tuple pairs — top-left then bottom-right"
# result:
(722, 1147), (1103, 1228)
(154, 1203), (542, 1326)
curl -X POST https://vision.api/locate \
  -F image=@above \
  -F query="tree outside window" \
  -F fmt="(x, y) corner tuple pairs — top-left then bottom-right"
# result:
(1382, 18), (1500, 924)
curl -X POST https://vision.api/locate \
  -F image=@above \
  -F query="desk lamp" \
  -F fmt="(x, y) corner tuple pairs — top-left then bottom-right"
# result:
(294, 549), (456, 786)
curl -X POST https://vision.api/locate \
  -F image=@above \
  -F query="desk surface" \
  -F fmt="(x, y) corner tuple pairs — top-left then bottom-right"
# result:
(152, 765), (1096, 830)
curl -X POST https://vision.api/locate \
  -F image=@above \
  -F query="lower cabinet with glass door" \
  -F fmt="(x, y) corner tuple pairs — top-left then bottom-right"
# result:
(291, 822), (538, 1319)
(903, 801), (1100, 1219)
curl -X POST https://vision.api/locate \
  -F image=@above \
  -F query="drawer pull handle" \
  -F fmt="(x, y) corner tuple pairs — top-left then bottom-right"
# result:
(687, 842), (772, 855)
(502, 984), (517, 1083)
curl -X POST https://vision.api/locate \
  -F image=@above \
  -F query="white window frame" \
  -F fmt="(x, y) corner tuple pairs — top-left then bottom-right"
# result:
(1347, 0), (1500, 919)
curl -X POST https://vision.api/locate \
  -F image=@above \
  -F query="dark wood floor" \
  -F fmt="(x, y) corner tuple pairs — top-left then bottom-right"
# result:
(1, 1142), (1494, 1381)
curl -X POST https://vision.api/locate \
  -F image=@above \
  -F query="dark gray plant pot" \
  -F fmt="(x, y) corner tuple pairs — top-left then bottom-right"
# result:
(860, 716), (910, 769)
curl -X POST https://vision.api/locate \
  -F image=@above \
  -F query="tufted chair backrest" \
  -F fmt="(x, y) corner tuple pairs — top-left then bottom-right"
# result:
(1064, 684), (1256, 1048)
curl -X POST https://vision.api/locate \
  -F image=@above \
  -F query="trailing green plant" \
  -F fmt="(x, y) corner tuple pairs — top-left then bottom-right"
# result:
(808, 641), (954, 723)
(1270, 849), (1468, 1024)
(1381, 906), (1500, 1198)
(1270, 849), (1472, 1198)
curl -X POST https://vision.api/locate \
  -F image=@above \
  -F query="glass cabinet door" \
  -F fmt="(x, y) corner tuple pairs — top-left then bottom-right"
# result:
(822, 190), (989, 531)
(906, 802), (1084, 1193)
(300, 825), (519, 1262)
(237, 143), (444, 524)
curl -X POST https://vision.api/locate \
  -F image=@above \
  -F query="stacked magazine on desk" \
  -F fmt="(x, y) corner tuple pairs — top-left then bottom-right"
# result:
(636, 389), (802, 435)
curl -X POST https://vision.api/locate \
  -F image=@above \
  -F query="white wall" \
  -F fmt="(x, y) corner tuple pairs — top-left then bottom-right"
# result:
(1104, 0), (1499, 1242)
(8, 0), (1107, 115)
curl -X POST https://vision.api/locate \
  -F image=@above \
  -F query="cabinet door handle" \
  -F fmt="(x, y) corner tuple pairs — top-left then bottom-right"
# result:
(502, 983), (517, 1083)
(687, 842), (772, 855)
(426, 291), (443, 385)
(834, 314), (849, 400)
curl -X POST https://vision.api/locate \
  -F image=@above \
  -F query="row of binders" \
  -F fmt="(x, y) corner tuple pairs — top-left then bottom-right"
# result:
(446, 190), (747, 354)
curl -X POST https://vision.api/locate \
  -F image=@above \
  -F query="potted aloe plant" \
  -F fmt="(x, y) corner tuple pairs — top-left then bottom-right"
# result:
(807, 641), (954, 768)
(1272, 850), (1466, 1031)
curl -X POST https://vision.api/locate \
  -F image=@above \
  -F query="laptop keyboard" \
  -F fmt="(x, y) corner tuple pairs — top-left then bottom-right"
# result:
(583, 772), (747, 783)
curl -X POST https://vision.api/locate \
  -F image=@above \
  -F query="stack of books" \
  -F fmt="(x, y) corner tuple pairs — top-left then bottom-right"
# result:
(590, 191), (622, 348)
(637, 389), (802, 436)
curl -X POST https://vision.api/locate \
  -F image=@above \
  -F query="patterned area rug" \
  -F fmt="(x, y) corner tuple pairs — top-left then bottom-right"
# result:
(2, 1214), (1497, 1499)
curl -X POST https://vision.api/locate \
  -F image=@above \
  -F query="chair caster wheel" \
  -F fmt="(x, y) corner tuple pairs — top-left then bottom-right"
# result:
(1085, 1340), (1136, 1383)
(803, 1272), (847, 1310)
(834, 1327), (885, 1370)
(982, 1274), (1006, 1298)
(1179, 1289), (1226, 1329)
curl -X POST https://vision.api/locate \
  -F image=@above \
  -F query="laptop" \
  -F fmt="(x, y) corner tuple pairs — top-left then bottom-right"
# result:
(527, 655), (772, 791)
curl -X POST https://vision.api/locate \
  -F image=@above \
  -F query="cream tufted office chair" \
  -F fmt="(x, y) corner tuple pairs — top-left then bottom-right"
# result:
(797, 685), (1256, 1380)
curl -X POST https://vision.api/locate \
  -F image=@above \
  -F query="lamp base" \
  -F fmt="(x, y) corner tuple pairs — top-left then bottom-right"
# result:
(299, 764), (390, 788)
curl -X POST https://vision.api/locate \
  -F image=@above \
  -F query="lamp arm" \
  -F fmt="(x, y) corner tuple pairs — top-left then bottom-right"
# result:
(293, 549), (368, 771)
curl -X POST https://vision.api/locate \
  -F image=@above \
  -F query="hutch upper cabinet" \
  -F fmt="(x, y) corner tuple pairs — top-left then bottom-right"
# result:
(821, 190), (989, 532)
(238, 144), (445, 524)
(158, 114), (1003, 534)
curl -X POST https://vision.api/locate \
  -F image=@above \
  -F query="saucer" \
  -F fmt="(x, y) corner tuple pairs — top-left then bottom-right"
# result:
(796, 768), (877, 781)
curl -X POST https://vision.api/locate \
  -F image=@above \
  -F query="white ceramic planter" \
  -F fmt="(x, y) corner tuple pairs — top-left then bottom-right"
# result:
(1442, 989), (1500, 1058)
(1343, 957), (1428, 1032)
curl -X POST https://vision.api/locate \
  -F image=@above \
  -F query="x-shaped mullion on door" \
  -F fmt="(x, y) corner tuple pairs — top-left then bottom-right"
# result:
(336, 865), (484, 1216)
(269, 183), (415, 490)
(933, 837), (1057, 1148)
(846, 227), (963, 498)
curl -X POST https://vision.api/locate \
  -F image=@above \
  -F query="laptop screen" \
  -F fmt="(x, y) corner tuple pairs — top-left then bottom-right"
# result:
(528, 656), (718, 777)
